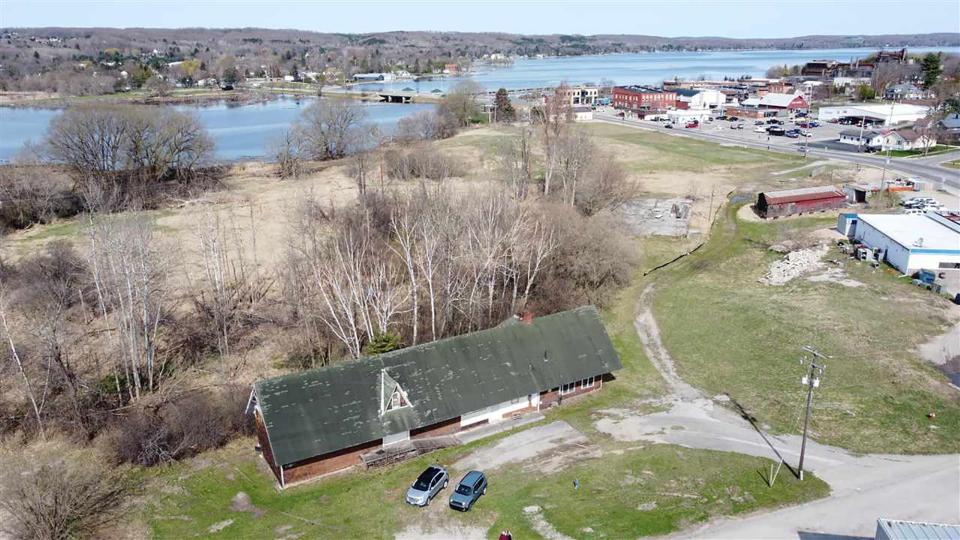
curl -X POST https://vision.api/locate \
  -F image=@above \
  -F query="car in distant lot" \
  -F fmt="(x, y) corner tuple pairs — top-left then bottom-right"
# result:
(902, 197), (937, 208)
(754, 126), (767, 133)
(730, 123), (744, 130)
(717, 115), (729, 121)
(449, 471), (487, 511)
(799, 130), (813, 137)
(406, 465), (449, 507)
(809, 121), (821, 127)
(685, 121), (699, 128)
(754, 120), (765, 125)
(784, 131), (800, 138)
(665, 123), (674, 129)
(766, 118), (782, 125)
(728, 116), (739, 121)
(767, 127), (786, 136)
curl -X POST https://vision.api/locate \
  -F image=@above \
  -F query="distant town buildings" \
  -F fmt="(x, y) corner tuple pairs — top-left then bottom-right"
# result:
(613, 85), (677, 112)
(817, 103), (930, 126)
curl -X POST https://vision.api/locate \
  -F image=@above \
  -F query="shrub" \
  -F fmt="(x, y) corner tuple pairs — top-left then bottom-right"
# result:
(0, 437), (131, 540)
(109, 386), (253, 466)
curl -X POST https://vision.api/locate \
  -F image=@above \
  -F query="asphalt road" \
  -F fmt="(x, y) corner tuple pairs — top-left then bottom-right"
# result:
(595, 112), (960, 192)
(593, 285), (960, 539)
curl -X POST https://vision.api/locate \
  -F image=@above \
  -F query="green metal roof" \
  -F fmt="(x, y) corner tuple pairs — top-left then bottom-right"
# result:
(254, 305), (621, 467)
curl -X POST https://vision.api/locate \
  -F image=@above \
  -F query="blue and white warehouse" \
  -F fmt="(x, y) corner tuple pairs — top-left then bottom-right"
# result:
(843, 213), (960, 273)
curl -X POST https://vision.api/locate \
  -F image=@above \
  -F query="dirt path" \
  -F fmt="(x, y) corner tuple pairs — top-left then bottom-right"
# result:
(634, 285), (701, 401)
(596, 284), (960, 538)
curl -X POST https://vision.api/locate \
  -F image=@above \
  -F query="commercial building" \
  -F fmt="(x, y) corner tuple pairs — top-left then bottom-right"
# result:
(673, 88), (726, 110)
(875, 518), (960, 540)
(846, 213), (960, 273)
(353, 72), (395, 82)
(755, 186), (847, 218)
(667, 108), (713, 124)
(726, 92), (809, 119)
(613, 86), (677, 112)
(817, 103), (930, 126)
(249, 306), (622, 487)
(838, 128), (937, 151)
(558, 85), (599, 106)
(571, 106), (594, 122)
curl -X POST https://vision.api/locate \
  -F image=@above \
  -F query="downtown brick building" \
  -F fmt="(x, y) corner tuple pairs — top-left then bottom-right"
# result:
(612, 85), (677, 112)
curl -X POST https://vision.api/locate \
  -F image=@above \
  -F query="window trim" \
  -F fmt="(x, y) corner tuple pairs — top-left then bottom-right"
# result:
(560, 381), (578, 396)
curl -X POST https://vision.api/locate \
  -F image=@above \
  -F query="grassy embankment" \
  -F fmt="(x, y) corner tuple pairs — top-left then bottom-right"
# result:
(885, 145), (957, 158)
(943, 159), (960, 169)
(654, 204), (960, 454)
(140, 128), (834, 539)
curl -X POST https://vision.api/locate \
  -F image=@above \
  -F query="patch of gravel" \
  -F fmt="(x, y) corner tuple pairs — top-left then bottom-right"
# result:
(395, 525), (487, 540)
(207, 519), (234, 534)
(760, 245), (829, 286)
(523, 506), (575, 540)
(455, 421), (598, 473)
(637, 501), (658, 511)
(230, 491), (264, 518)
(808, 267), (864, 287)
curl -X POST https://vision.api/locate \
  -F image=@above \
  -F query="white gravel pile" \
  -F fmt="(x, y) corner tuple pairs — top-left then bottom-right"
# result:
(760, 244), (828, 286)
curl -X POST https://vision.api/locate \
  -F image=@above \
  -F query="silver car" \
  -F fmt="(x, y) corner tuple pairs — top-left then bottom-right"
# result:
(405, 465), (449, 507)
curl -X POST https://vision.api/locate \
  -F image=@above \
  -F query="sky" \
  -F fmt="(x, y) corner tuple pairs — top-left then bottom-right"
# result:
(1, 0), (958, 37)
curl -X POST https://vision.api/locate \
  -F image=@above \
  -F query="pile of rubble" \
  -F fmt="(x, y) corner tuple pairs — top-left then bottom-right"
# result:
(760, 244), (828, 286)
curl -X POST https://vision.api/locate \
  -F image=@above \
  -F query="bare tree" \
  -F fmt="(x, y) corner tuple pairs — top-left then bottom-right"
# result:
(87, 215), (166, 400)
(272, 128), (306, 179)
(534, 84), (573, 196)
(556, 127), (593, 206)
(0, 285), (45, 439)
(0, 438), (130, 540)
(296, 99), (368, 160)
(438, 80), (483, 127)
(497, 126), (534, 200)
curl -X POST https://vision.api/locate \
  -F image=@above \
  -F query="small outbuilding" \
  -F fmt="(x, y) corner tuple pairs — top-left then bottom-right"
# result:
(755, 186), (847, 218)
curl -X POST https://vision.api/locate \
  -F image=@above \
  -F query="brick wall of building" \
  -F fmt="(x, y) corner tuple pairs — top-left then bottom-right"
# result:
(613, 87), (677, 111)
(255, 410), (282, 484)
(282, 439), (382, 486)
(539, 374), (605, 408)
(411, 417), (461, 439)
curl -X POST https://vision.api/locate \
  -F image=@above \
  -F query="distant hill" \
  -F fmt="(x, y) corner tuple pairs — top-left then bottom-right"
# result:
(1, 27), (956, 95)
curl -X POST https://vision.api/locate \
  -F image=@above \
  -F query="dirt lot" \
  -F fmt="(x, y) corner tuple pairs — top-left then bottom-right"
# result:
(455, 421), (600, 474)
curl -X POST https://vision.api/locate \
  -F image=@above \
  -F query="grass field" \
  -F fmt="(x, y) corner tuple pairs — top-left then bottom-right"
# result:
(146, 428), (827, 539)
(944, 159), (960, 169)
(653, 205), (960, 454)
(115, 125), (841, 538)
(886, 145), (957, 158)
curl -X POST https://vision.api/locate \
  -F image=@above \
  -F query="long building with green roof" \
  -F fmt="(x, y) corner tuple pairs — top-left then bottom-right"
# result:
(249, 305), (621, 487)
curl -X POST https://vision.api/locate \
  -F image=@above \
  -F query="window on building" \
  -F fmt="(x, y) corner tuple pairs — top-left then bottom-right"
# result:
(561, 382), (578, 395)
(581, 376), (595, 389)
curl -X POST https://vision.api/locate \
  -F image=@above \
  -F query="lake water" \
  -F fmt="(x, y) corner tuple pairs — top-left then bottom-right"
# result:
(354, 47), (957, 93)
(0, 98), (435, 162)
(2, 46), (957, 161)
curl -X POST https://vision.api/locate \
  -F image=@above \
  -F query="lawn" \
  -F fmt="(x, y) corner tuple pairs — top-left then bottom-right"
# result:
(146, 435), (828, 539)
(886, 145), (957, 158)
(943, 159), (960, 169)
(585, 123), (805, 173)
(653, 204), (960, 454)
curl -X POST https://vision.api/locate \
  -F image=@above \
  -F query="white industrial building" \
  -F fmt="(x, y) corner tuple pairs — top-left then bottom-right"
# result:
(667, 108), (713, 123)
(846, 213), (960, 273)
(674, 88), (726, 109)
(817, 103), (930, 126)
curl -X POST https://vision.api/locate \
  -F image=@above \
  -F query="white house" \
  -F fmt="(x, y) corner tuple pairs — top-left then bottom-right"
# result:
(838, 129), (892, 149)
(890, 128), (937, 151)
(571, 106), (594, 122)
(884, 83), (924, 100)
(850, 213), (960, 273)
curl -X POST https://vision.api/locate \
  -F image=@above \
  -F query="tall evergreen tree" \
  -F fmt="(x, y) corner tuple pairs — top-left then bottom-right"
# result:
(493, 88), (515, 122)
(920, 53), (943, 90)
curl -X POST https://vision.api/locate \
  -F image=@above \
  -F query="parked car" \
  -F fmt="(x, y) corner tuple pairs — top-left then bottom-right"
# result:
(809, 121), (821, 127)
(800, 130), (813, 137)
(766, 118), (782, 125)
(767, 127), (786, 136)
(665, 123), (674, 129)
(685, 121), (699, 128)
(717, 115), (729, 121)
(449, 471), (487, 511)
(796, 122), (810, 128)
(730, 123), (744, 130)
(728, 116), (739, 121)
(904, 208), (927, 215)
(754, 120), (765, 125)
(754, 126), (767, 133)
(902, 197), (937, 207)
(406, 465), (449, 507)
(784, 131), (800, 138)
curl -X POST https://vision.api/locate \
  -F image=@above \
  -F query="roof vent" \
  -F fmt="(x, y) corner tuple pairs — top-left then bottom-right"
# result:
(380, 370), (411, 415)
(913, 237), (924, 247)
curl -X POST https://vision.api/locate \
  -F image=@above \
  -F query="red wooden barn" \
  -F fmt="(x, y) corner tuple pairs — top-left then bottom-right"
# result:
(756, 186), (847, 218)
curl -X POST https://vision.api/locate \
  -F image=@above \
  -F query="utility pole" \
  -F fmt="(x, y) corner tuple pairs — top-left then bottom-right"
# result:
(798, 345), (827, 480)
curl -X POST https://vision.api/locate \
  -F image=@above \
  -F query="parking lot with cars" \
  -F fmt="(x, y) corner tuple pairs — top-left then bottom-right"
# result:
(596, 106), (856, 151)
